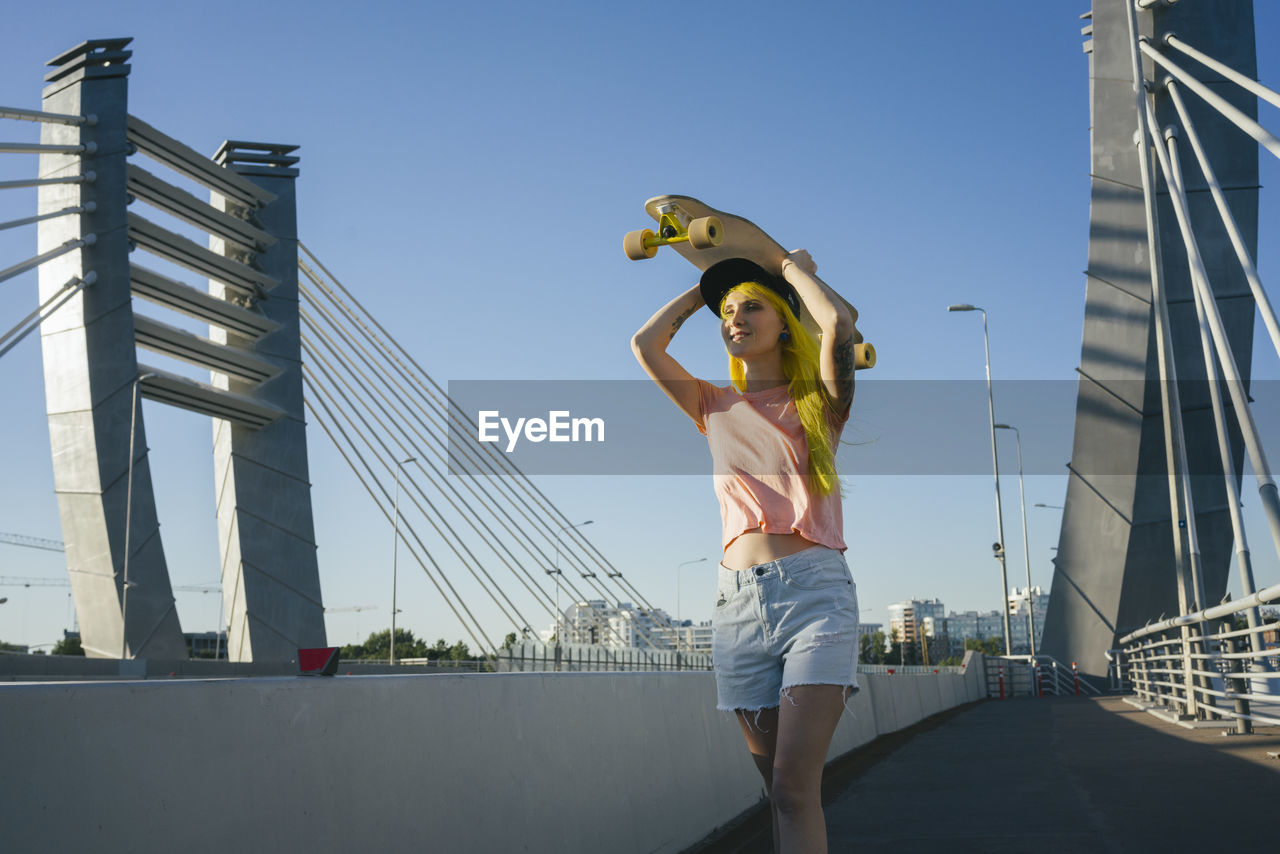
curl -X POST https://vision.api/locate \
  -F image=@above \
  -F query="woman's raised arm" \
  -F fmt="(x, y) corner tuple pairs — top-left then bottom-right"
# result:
(780, 250), (856, 416)
(631, 283), (706, 426)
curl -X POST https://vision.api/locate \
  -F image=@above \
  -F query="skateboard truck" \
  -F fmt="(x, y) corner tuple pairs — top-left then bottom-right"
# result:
(624, 205), (724, 260)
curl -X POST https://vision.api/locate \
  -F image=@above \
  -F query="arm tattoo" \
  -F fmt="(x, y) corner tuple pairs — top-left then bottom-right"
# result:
(668, 304), (698, 341)
(833, 333), (855, 403)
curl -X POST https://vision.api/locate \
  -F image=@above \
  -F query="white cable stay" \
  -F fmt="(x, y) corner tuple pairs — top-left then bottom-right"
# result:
(301, 373), (498, 659)
(1159, 125), (1267, 653)
(302, 335), (533, 633)
(0, 141), (97, 155)
(1164, 82), (1280, 364)
(297, 257), (692, 655)
(299, 306), (559, 617)
(298, 245), (662, 626)
(301, 336), (655, 655)
(1161, 33), (1280, 112)
(300, 287), (666, 653)
(1145, 96), (1280, 524)
(297, 260), (697, 655)
(0, 274), (95, 361)
(0, 173), (95, 191)
(0, 236), (95, 287)
(0, 202), (95, 233)
(0, 106), (93, 126)
(1140, 38), (1280, 161)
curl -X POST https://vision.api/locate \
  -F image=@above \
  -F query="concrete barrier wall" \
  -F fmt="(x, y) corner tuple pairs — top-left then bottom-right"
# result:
(1, 654), (986, 853)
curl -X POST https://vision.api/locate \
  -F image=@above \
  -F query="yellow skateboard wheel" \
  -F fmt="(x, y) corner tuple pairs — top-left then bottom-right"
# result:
(624, 228), (657, 260)
(688, 216), (723, 250)
(855, 342), (876, 370)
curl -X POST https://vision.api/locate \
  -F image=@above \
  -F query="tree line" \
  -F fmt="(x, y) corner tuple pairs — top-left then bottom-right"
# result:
(858, 630), (1003, 667)
(339, 629), (474, 662)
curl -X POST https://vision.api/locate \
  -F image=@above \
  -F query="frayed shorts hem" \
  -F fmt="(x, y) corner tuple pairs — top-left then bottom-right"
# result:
(717, 682), (861, 733)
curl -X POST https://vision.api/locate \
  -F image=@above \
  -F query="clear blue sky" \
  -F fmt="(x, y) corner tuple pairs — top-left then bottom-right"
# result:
(1, 1), (1277, 652)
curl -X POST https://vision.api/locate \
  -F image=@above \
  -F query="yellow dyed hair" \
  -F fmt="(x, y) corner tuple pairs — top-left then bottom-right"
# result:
(720, 282), (842, 497)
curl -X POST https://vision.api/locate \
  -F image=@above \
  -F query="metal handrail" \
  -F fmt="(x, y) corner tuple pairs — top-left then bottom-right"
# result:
(1119, 581), (1280, 645)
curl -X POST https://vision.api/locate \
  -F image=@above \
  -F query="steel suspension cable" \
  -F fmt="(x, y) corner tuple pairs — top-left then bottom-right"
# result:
(1147, 97), (1280, 602)
(1160, 127), (1266, 656)
(300, 325), (538, 633)
(298, 286), (564, 601)
(1161, 33), (1280, 112)
(297, 251), (693, 654)
(1164, 81), (1280, 365)
(296, 262), (687, 653)
(300, 300), (650, 650)
(302, 339), (651, 655)
(1126, 0), (1201, 712)
(0, 274), (94, 360)
(1139, 38), (1280, 161)
(301, 350), (529, 638)
(301, 370), (497, 657)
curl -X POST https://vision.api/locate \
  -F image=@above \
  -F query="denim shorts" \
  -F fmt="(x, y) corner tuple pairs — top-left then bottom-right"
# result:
(711, 545), (860, 713)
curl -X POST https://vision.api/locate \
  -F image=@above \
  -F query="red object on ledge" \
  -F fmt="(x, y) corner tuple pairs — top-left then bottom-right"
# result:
(298, 647), (339, 676)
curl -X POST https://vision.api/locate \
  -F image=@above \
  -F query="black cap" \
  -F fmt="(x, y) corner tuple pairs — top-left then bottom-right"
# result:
(699, 258), (801, 317)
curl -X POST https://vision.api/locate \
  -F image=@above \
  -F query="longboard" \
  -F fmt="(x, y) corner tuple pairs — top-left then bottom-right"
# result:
(625, 194), (875, 369)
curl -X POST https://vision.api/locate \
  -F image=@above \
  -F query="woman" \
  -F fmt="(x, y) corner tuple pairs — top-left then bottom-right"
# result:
(631, 251), (859, 853)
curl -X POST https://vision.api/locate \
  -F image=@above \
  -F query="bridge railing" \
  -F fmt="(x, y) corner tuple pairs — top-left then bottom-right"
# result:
(494, 640), (712, 672)
(1118, 581), (1280, 734)
(983, 654), (1103, 698)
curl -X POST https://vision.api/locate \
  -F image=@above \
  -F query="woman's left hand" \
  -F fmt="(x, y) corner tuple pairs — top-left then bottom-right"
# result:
(783, 248), (817, 276)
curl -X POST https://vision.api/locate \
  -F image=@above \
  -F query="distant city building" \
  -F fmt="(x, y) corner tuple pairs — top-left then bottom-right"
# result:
(857, 622), (883, 642)
(1007, 586), (1050, 654)
(542, 600), (710, 652)
(937, 587), (1049, 656)
(186, 631), (228, 659)
(888, 599), (945, 647)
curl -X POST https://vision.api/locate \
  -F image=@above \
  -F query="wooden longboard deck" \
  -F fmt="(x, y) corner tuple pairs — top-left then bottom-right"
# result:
(639, 194), (866, 350)
(643, 194), (790, 277)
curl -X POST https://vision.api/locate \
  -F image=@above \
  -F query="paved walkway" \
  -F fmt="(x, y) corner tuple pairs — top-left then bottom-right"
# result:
(697, 696), (1280, 853)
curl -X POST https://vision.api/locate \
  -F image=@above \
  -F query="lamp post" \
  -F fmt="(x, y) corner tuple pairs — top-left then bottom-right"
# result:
(121, 370), (157, 660)
(995, 423), (1036, 657)
(553, 519), (592, 644)
(948, 304), (1012, 655)
(676, 557), (707, 652)
(390, 455), (416, 665)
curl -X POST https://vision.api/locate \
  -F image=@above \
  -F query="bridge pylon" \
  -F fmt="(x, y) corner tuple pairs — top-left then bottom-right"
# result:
(1041, 1), (1258, 679)
(32, 39), (324, 660)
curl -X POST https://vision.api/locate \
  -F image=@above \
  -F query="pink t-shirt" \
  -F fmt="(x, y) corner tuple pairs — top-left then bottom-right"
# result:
(695, 380), (848, 552)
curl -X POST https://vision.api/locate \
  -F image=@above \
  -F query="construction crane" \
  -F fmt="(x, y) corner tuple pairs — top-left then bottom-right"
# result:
(0, 576), (218, 593)
(0, 532), (65, 552)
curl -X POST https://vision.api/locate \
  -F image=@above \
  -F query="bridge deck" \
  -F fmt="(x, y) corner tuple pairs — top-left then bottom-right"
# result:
(700, 696), (1280, 853)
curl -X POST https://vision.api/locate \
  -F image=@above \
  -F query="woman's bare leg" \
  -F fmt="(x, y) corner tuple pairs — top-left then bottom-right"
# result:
(735, 707), (780, 853)
(770, 685), (850, 853)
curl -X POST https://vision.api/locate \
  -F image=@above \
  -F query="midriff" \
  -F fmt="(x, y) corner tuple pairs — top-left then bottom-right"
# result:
(720, 529), (821, 571)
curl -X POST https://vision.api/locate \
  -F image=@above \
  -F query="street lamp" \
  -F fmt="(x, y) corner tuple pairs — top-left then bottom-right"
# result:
(948, 304), (1012, 655)
(676, 557), (707, 651)
(553, 519), (592, 644)
(121, 370), (157, 660)
(390, 455), (416, 665)
(1034, 503), (1064, 510)
(995, 423), (1036, 658)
